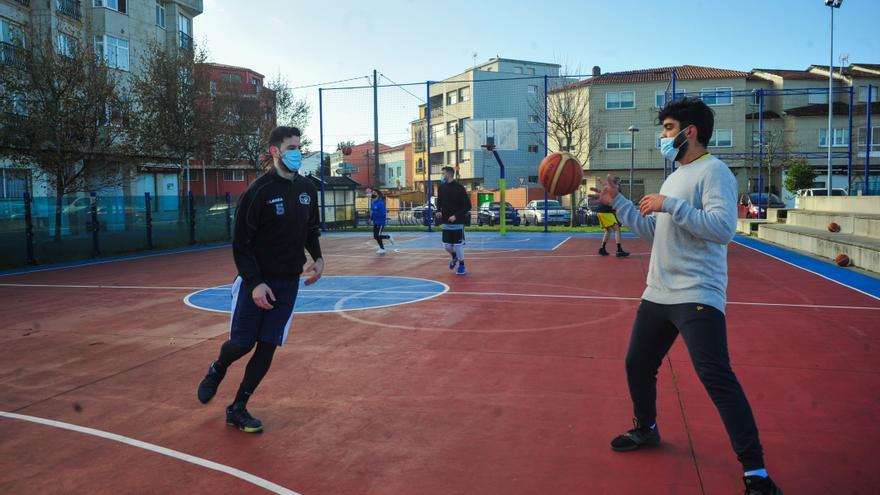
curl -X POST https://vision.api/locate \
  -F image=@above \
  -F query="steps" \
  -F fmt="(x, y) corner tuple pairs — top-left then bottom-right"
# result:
(757, 200), (880, 273)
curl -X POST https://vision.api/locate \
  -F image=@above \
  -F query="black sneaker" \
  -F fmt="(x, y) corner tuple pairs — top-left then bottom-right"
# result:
(743, 476), (783, 495)
(225, 404), (263, 433)
(598, 247), (609, 256)
(197, 361), (226, 404)
(616, 249), (630, 257)
(610, 419), (661, 451)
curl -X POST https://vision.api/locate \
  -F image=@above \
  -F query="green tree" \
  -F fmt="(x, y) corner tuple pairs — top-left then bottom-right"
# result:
(783, 158), (817, 194)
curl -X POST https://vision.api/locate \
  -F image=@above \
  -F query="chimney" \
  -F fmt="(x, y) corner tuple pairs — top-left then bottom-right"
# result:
(592, 66), (601, 77)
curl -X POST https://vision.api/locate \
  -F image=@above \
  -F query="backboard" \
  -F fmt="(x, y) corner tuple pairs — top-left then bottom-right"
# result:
(462, 118), (518, 151)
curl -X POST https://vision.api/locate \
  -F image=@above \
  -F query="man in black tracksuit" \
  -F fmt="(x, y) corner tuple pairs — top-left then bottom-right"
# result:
(197, 126), (324, 433)
(435, 166), (471, 275)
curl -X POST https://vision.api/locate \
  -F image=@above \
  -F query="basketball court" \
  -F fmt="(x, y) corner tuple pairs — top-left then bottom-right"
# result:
(1, 231), (878, 494)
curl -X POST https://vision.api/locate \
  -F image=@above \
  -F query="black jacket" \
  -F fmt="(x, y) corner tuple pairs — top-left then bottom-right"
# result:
(436, 180), (471, 224)
(232, 168), (322, 290)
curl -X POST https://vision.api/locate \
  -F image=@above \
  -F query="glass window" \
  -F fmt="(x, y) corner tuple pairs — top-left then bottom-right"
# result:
(819, 128), (849, 147)
(701, 87), (732, 105)
(606, 91), (634, 109)
(96, 34), (129, 70)
(656, 89), (684, 108)
(606, 132), (633, 149)
(458, 86), (470, 102)
(708, 129), (732, 147)
(155, 2), (166, 28)
(446, 90), (458, 105)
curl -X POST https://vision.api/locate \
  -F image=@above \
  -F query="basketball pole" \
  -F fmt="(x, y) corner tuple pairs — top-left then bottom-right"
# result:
(489, 147), (507, 237)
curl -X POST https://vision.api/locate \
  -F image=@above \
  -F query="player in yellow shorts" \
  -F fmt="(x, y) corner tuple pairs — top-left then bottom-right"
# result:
(597, 202), (629, 257)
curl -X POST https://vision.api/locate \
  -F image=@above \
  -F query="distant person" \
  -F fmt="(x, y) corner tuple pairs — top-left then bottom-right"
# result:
(591, 98), (782, 495)
(196, 125), (324, 433)
(435, 166), (471, 275)
(597, 180), (629, 257)
(369, 188), (394, 254)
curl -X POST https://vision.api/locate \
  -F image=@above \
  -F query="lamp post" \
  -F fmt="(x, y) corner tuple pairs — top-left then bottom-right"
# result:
(825, 0), (843, 195)
(628, 125), (639, 198)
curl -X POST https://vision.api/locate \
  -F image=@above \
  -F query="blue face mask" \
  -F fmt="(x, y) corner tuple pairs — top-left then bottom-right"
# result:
(440, 175), (448, 184)
(659, 127), (690, 162)
(281, 149), (302, 172)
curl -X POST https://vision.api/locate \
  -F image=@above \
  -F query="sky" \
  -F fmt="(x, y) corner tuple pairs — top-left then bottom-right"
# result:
(197, 0), (879, 152)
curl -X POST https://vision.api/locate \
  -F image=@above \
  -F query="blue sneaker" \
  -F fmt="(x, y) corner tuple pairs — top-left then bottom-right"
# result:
(456, 262), (466, 275)
(449, 257), (457, 270)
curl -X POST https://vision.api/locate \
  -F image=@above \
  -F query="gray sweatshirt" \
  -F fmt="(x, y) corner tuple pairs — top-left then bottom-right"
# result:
(611, 154), (738, 313)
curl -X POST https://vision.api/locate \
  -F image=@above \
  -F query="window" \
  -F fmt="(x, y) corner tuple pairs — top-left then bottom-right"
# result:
(606, 91), (635, 109)
(655, 89), (684, 108)
(93, 0), (126, 14)
(526, 67), (535, 75)
(446, 90), (458, 105)
(701, 87), (732, 105)
(752, 130), (770, 147)
(446, 120), (458, 135)
(458, 150), (469, 162)
(10, 91), (27, 116)
(155, 1), (165, 28)
(513, 66), (523, 74)
(1, 18), (25, 46)
(528, 175), (538, 183)
(808, 90), (828, 104)
(251, 78), (261, 86)
(606, 131), (633, 149)
(819, 128), (849, 147)
(95, 34), (129, 70)
(560, 136), (574, 151)
(189, 169), (201, 182)
(430, 123), (444, 145)
(859, 86), (879, 103)
(446, 151), (456, 164)
(708, 129), (732, 147)
(222, 73), (242, 84)
(57, 32), (77, 57)
(397, 166), (402, 177)
(529, 114), (540, 123)
(178, 14), (192, 49)
(458, 86), (470, 102)
(528, 144), (539, 153)
(857, 126), (880, 150)
(223, 169), (245, 181)
(0, 168), (31, 199)
(528, 84), (538, 94)
(416, 158), (425, 173)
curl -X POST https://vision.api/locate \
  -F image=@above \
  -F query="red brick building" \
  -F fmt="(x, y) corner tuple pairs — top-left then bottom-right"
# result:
(186, 63), (276, 198)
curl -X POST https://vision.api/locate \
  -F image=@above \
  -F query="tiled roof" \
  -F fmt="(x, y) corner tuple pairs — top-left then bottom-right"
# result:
(752, 69), (828, 81)
(589, 65), (750, 84)
(550, 65), (751, 93)
(784, 101), (880, 117)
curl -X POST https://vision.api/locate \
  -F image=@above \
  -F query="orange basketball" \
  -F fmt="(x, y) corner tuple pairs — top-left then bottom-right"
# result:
(834, 253), (851, 267)
(828, 222), (841, 233)
(539, 152), (583, 196)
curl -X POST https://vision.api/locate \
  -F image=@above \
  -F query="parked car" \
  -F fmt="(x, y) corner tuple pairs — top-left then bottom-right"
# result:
(477, 201), (521, 226)
(738, 193), (786, 218)
(794, 187), (848, 208)
(576, 196), (600, 226)
(523, 200), (571, 226)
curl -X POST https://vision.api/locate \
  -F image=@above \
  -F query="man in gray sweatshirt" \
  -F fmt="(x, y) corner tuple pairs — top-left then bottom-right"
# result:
(592, 98), (782, 495)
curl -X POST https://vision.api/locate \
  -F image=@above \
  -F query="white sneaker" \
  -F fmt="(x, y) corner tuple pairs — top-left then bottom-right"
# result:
(376, 248), (386, 254)
(387, 234), (395, 246)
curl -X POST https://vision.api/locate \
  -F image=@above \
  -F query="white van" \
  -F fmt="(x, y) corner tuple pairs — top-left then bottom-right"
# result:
(794, 188), (848, 208)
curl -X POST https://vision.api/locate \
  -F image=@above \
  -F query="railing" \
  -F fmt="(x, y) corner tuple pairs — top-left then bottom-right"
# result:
(56, 0), (82, 20)
(0, 42), (25, 68)
(179, 31), (193, 50)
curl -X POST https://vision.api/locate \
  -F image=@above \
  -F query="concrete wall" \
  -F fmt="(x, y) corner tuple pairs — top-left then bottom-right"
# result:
(800, 195), (880, 215)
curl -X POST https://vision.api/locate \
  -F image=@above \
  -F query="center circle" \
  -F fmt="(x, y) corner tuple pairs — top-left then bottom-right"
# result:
(184, 275), (449, 314)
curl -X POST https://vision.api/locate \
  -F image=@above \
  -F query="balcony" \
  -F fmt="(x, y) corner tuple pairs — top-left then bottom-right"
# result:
(0, 42), (25, 68)
(179, 31), (193, 50)
(56, 0), (82, 21)
(170, 0), (204, 14)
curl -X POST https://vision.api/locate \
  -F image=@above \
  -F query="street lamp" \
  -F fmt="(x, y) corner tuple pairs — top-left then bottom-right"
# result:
(628, 125), (639, 198)
(825, 0), (843, 195)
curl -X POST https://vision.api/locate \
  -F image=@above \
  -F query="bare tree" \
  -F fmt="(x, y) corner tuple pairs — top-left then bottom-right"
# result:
(267, 73), (311, 150)
(530, 72), (603, 226)
(129, 42), (212, 197)
(0, 28), (132, 240)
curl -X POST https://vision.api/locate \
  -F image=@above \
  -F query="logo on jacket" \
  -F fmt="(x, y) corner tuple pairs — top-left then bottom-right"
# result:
(267, 197), (284, 215)
(299, 193), (311, 205)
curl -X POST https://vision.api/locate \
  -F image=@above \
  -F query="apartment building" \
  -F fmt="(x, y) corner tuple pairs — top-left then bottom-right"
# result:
(410, 57), (561, 195)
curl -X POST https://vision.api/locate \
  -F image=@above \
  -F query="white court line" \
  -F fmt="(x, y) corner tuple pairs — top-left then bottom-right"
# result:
(4, 283), (877, 311)
(0, 411), (300, 495)
(551, 237), (572, 251)
(732, 238), (880, 301)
